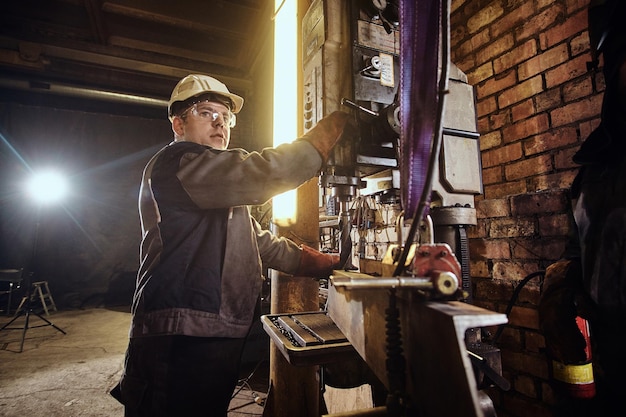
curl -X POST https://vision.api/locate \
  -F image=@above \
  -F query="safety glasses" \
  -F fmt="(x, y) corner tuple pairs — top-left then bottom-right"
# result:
(182, 101), (236, 128)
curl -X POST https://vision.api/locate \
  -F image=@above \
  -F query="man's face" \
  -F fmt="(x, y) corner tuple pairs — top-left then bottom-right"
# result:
(173, 101), (233, 149)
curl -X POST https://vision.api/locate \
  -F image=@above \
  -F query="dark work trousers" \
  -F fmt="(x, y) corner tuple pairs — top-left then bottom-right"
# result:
(116, 335), (246, 417)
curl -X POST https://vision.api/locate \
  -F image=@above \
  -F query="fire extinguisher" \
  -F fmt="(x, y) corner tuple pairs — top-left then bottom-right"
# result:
(550, 316), (596, 399)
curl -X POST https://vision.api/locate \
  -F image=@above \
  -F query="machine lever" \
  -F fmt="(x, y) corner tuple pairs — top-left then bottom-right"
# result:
(467, 350), (511, 391)
(341, 98), (379, 117)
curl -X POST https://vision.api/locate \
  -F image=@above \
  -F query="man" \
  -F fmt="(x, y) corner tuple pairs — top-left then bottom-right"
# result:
(111, 74), (353, 416)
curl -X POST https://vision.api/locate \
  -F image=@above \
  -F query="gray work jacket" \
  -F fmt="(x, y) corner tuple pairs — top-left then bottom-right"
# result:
(130, 139), (322, 339)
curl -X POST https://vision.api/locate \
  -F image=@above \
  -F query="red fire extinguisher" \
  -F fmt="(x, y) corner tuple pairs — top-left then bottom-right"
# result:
(550, 316), (596, 399)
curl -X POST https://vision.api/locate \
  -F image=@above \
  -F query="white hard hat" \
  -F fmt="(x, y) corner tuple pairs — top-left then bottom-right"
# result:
(168, 74), (244, 119)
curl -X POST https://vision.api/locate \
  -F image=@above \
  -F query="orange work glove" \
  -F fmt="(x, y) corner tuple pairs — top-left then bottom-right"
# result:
(538, 259), (591, 363)
(300, 111), (357, 160)
(295, 245), (340, 278)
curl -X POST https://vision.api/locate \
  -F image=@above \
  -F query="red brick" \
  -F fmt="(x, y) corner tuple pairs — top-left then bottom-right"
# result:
(493, 260), (541, 280)
(524, 127), (578, 155)
(467, 2), (505, 34)
(570, 31), (590, 57)
(518, 279), (542, 305)
(473, 278), (514, 304)
(505, 154), (553, 180)
(489, 218), (536, 238)
(501, 386), (553, 417)
(515, 374), (539, 398)
(479, 130), (502, 151)
(494, 39), (538, 74)
(471, 238), (511, 260)
(538, 213), (571, 236)
(510, 305), (540, 330)
(482, 165), (503, 185)
(563, 76), (593, 102)
(511, 190), (568, 215)
(476, 70), (517, 98)
(476, 95), (497, 119)
(537, 0), (557, 9)
(469, 238), (487, 259)
(516, 3), (566, 43)
(540, 8), (588, 50)
(467, 61), (494, 86)
(553, 143), (581, 169)
(530, 170), (578, 192)
(502, 349), (548, 376)
(457, 28), (491, 62)
(526, 330), (546, 353)
(535, 88), (563, 112)
(484, 180), (527, 199)
(448, 2), (596, 414)
(482, 142), (523, 168)
(491, 2), (535, 39)
(450, 0), (464, 15)
(511, 237), (568, 260)
(579, 117), (601, 141)
(469, 220), (487, 239)
(493, 325), (521, 349)
(469, 259), (490, 278)
(477, 116), (491, 135)
(550, 94), (603, 127)
(518, 43), (569, 81)
(565, 0), (589, 14)
(476, 198), (511, 218)
(503, 114), (550, 143)
(511, 99), (535, 122)
(450, 20), (467, 48)
(476, 34), (515, 66)
(455, 55), (476, 75)
(498, 75), (544, 108)
(489, 109), (511, 130)
(544, 54), (590, 88)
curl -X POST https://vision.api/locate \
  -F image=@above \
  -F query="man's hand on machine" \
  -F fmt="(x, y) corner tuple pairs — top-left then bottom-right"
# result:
(300, 111), (358, 160)
(295, 245), (341, 278)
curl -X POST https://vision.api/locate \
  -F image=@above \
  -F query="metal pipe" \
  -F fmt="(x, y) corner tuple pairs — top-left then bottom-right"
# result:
(332, 270), (459, 296)
(0, 77), (168, 108)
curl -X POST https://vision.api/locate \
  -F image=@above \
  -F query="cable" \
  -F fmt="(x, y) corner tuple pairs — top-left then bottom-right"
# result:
(230, 359), (268, 400)
(490, 270), (545, 345)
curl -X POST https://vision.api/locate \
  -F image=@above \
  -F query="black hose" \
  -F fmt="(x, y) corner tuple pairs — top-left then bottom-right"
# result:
(491, 270), (545, 344)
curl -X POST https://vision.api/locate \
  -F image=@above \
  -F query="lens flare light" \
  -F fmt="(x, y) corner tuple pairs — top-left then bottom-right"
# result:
(26, 170), (69, 205)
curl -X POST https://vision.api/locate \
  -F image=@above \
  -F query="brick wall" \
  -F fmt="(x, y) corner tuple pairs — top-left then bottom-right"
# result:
(450, 0), (602, 416)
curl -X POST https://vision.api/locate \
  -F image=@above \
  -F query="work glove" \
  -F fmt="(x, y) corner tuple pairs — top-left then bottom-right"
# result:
(295, 245), (340, 278)
(300, 111), (356, 161)
(538, 259), (595, 364)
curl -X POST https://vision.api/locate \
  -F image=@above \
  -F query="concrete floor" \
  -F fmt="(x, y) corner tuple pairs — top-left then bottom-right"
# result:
(0, 307), (268, 417)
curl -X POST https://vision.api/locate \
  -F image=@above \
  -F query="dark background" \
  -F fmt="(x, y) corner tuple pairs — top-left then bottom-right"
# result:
(0, 0), (275, 308)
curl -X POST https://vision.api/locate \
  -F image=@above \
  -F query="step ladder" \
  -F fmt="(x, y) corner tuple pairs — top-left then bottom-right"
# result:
(17, 281), (58, 316)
